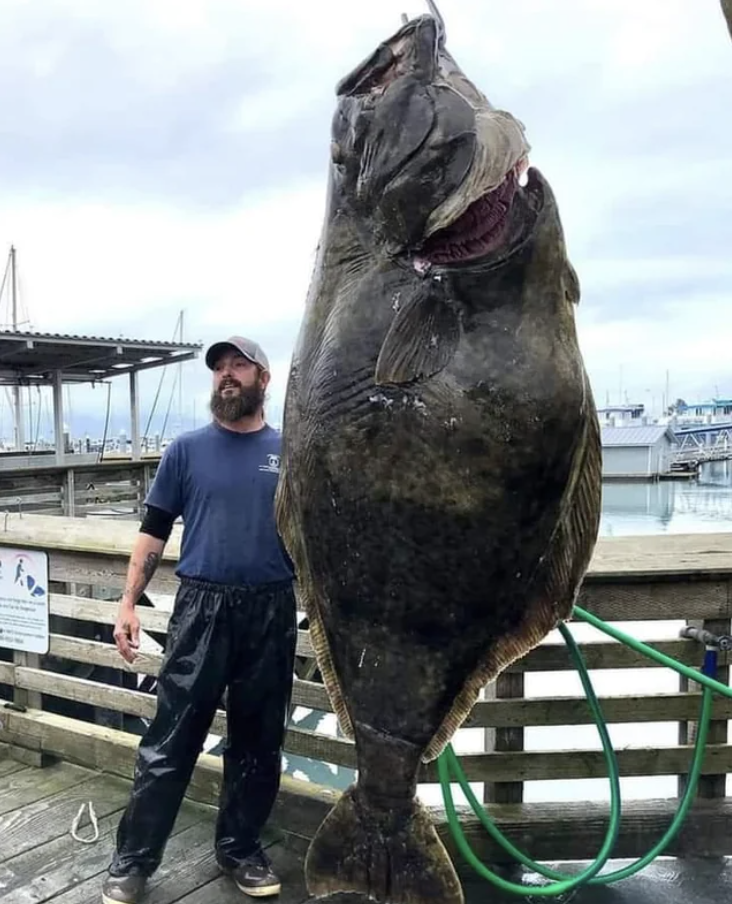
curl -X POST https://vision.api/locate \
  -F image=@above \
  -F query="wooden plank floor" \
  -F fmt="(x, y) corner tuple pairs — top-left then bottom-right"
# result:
(1, 756), (730, 904)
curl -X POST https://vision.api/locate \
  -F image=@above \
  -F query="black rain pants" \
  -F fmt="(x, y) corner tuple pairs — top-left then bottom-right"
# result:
(109, 576), (297, 877)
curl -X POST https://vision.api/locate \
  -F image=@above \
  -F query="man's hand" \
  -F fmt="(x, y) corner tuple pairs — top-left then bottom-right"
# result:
(114, 604), (141, 664)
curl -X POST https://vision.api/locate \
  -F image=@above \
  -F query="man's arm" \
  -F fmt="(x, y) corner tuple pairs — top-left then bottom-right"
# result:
(114, 441), (182, 663)
(113, 506), (175, 663)
(121, 532), (166, 609)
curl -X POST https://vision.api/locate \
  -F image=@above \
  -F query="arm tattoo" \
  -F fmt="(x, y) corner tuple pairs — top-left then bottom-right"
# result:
(142, 551), (160, 584)
(122, 550), (161, 606)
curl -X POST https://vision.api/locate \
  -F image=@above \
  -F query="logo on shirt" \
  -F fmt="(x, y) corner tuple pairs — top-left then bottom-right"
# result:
(259, 453), (280, 474)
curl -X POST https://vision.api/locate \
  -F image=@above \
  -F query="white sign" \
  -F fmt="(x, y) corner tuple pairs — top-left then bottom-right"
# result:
(0, 546), (50, 654)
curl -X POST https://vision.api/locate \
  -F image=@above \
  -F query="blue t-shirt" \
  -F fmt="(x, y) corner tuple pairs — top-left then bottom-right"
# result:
(146, 421), (294, 586)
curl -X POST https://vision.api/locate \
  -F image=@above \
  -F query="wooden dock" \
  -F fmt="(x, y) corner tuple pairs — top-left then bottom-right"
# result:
(2, 514), (732, 902)
(1, 755), (729, 904)
(0, 754), (311, 904)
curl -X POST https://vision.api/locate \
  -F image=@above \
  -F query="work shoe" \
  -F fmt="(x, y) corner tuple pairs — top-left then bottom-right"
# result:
(220, 849), (281, 897)
(101, 872), (147, 904)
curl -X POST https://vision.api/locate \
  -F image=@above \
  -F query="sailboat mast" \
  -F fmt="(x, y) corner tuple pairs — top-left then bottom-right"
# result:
(10, 246), (24, 452)
(179, 309), (184, 435)
(10, 246), (17, 330)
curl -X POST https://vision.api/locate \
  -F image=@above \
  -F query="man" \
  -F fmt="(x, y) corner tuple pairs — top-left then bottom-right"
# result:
(102, 337), (296, 904)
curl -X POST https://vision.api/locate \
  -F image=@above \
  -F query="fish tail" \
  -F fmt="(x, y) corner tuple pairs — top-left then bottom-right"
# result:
(305, 785), (464, 904)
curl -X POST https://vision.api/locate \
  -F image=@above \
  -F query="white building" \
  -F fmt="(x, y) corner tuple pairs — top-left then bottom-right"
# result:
(596, 404), (646, 427)
(601, 425), (677, 479)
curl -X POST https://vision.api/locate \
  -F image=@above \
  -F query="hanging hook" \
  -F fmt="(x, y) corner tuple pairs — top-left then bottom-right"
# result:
(426, 0), (446, 41)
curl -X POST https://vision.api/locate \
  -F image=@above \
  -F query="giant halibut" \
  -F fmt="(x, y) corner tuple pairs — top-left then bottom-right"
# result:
(722, 0), (732, 39)
(275, 6), (602, 904)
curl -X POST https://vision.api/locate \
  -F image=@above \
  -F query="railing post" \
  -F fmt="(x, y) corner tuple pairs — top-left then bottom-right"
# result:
(678, 614), (730, 798)
(63, 469), (75, 517)
(142, 463), (152, 513)
(12, 650), (42, 711)
(484, 671), (525, 804)
(136, 469), (144, 517)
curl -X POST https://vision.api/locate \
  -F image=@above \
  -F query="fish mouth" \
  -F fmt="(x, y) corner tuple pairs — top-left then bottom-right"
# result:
(412, 157), (529, 269)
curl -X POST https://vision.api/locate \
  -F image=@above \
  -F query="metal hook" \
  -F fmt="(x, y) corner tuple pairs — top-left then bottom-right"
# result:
(426, 0), (446, 40)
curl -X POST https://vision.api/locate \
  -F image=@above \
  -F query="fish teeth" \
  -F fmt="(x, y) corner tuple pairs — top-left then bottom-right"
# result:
(424, 107), (530, 238)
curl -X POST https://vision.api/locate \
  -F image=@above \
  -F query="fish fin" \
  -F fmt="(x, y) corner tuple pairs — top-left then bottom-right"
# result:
(375, 281), (460, 386)
(564, 259), (581, 305)
(306, 786), (464, 904)
(275, 430), (356, 742)
(532, 369), (603, 620)
(300, 580), (355, 740)
(423, 372), (602, 761)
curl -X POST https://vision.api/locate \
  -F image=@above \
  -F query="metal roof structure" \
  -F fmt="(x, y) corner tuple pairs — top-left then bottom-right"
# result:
(601, 425), (677, 448)
(679, 398), (732, 409)
(0, 330), (202, 385)
(0, 249), (202, 463)
(674, 421), (732, 436)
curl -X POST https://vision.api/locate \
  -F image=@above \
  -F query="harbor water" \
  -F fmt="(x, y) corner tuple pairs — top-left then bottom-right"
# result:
(601, 461), (732, 537)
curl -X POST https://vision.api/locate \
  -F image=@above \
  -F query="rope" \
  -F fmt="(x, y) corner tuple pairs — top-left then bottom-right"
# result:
(70, 801), (99, 844)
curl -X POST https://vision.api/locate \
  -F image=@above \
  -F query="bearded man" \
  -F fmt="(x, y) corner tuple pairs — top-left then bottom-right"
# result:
(103, 337), (296, 904)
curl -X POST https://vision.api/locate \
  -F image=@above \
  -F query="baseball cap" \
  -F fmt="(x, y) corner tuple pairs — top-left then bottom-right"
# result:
(205, 336), (270, 372)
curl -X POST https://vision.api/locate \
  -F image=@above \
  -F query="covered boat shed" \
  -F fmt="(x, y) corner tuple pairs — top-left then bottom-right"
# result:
(601, 424), (677, 479)
(0, 330), (202, 464)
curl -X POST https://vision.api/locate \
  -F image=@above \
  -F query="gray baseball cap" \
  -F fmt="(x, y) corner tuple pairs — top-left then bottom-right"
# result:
(205, 336), (270, 372)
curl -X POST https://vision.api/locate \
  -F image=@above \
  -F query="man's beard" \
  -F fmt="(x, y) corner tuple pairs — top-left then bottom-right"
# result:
(210, 379), (266, 423)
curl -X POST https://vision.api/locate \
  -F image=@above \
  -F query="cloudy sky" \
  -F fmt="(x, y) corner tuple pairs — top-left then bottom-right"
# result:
(0, 0), (730, 443)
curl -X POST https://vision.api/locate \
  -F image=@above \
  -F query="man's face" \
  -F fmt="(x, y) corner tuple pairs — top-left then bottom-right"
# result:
(210, 350), (270, 422)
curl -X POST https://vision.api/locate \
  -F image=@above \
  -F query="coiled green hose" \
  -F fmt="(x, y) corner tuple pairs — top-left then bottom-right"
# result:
(438, 604), (725, 894)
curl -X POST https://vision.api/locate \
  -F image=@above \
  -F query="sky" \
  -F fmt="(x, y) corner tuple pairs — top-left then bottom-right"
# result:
(0, 0), (731, 444)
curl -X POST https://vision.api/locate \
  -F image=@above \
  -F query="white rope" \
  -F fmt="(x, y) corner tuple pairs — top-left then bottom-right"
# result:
(71, 801), (99, 844)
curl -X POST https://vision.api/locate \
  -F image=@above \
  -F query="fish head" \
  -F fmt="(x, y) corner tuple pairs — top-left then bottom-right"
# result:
(330, 8), (535, 269)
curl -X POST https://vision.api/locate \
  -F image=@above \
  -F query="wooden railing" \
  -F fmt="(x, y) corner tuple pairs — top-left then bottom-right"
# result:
(1, 514), (731, 874)
(0, 459), (159, 518)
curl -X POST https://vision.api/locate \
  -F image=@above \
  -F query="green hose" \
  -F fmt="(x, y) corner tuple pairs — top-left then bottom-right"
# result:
(573, 605), (732, 698)
(438, 603), (725, 894)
